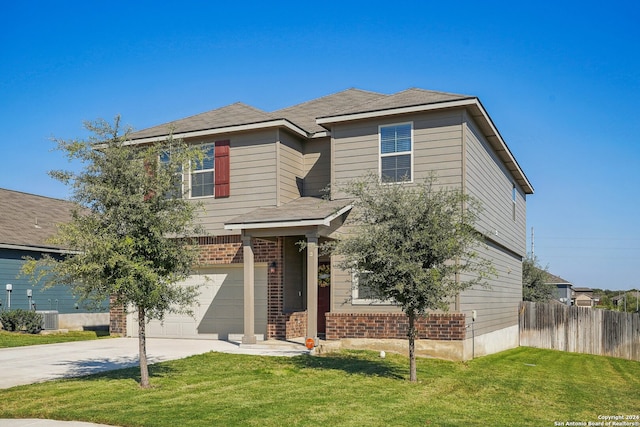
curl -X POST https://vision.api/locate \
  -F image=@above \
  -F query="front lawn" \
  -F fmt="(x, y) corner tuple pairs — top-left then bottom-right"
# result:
(0, 330), (110, 348)
(0, 347), (638, 426)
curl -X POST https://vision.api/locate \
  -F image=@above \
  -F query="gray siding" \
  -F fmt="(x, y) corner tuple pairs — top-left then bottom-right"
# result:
(278, 131), (304, 204)
(330, 110), (466, 314)
(464, 113), (527, 255)
(331, 110), (465, 198)
(187, 130), (279, 234)
(459, 241), (523, 335)
(303, 137), (331, 197)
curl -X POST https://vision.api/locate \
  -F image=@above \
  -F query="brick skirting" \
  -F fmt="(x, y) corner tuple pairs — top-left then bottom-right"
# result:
(325, 312), (466, 341)
(285, 311), (307, 339)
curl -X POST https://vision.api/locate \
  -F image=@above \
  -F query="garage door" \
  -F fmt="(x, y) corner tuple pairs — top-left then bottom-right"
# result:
(127, 264), (267, 339)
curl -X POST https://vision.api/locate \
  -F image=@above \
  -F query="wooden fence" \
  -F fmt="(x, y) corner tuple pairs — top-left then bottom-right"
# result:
(519, 301), (640, 361)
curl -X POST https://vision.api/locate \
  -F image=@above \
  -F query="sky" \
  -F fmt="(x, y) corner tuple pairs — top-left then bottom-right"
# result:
(1, 1), (639, 290)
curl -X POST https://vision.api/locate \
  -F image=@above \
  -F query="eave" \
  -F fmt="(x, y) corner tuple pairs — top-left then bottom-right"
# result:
(128, 118), (309, 145)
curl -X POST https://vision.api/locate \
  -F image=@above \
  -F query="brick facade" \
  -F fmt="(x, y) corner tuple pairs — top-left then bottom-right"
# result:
(325, 312), (466, 341)
(285, 311), (307, 339)
(109, 295), (126, 336)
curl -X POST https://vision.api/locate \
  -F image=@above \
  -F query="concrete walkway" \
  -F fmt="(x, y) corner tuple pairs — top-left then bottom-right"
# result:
(0, 337), (310, 426)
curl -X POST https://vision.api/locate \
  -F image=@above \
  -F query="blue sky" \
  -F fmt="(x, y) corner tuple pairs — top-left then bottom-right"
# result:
(2, 1), (639, 290)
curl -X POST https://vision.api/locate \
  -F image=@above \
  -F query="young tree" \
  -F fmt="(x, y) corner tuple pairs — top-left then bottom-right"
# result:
(331, 174), (494, 382)
(24, 117), (204, 388)
(522, 255), (555, 302)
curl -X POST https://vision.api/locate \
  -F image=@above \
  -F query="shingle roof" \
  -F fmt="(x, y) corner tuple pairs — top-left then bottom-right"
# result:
(130, 88), (470, 139)
(545, 273), (572, 285)
(225, 197), (351, 228)
(0, 188), (75, 250)
(130, 102), (277, 139)
(272, 88), (388, 134)
(322, 88), (472, 117)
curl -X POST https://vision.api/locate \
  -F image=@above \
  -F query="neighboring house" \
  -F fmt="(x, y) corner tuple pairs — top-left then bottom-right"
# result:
(0, 188), (109, 330)
(546, 273), (572, 306)
(572, 287), (595, 307)
(111, 88), (534, 360)
(612, 292), (638, 311)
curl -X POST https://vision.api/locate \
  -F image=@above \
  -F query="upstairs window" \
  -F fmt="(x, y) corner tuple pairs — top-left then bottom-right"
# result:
(159, 140), (230, 199)
(190, 144), (215, 198)
(159, 150), (183, 199)
(380, 123), (413, 183)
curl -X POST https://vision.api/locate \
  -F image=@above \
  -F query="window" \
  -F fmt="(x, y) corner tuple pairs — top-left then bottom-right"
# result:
(159, 150), (183, 198)
(352, 271), (392, 305)
(380, 123), (412, 182)
(190, 144), (215, 198)
(159, 140), (230, 199)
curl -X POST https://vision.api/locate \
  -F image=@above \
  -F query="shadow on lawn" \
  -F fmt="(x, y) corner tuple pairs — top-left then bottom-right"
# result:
(56, 356), (176, 382)
(291, 353), (406, 379)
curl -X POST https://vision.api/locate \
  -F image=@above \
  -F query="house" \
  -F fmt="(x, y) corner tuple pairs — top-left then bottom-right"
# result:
(546, 273), (572, 306)
(572, 287), (595, 307)
(0, 188), (109, 330)
(110, 88), (534, 360)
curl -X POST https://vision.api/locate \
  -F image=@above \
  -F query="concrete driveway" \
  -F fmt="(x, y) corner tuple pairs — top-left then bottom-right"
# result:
(0, 337), (309, 389)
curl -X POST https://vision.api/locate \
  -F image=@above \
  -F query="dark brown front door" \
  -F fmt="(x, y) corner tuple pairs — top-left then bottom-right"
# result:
(317, 284), (330, 334)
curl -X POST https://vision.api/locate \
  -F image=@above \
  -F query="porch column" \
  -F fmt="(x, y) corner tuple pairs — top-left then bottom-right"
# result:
(306, 233), (319, 345)
(242, 234), (257, 344)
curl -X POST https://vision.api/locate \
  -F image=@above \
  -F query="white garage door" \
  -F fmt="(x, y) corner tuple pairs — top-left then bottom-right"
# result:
(127, 264), (267, 340)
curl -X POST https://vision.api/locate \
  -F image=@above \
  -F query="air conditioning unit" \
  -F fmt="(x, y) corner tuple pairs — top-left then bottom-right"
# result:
(36, 310), (59, 330)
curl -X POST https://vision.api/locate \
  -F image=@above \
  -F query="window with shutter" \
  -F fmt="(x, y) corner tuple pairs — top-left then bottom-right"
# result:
(190, 144), (215, 198)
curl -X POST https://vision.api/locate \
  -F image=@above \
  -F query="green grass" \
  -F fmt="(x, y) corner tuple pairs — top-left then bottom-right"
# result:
(0, 347), (638, 426)
(0, 330), (110, 348)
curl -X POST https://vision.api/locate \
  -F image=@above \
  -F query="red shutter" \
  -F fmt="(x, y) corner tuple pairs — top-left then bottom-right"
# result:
(214, 140), (230, 198)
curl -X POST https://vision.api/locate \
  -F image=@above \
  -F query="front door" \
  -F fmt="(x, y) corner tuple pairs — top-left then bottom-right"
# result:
(317, 261), (331, 335)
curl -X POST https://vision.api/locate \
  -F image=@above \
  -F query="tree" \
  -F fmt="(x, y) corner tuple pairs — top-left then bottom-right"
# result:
(330, 174), (494, 382)
(522, 255), (555, 302)
(24, 117), (204, 388)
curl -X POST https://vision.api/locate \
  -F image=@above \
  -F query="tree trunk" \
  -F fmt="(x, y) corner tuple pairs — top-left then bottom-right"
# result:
(138, 305), (150, 388)
(408, 311), (417, 382)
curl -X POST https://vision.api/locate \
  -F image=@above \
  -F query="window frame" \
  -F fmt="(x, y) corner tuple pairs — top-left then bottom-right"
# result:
(351, 270), (394, 306)
(378, 122), (414, 183)
(189, 143), (215, 199)
(159, 150), (184, 199)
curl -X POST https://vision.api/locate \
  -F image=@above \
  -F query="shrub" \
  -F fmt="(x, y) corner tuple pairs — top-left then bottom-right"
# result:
(0, 309), (43, 334)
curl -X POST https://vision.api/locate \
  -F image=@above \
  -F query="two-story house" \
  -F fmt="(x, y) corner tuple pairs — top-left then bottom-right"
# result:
(111, 88), (533, 360)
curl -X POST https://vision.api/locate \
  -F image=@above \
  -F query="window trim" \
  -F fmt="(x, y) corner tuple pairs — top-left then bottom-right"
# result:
(189, 143), (215, 199)
(378, 122), (414, 183)
(159, 150), (184, 199)
(351, 271), (394, 306)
